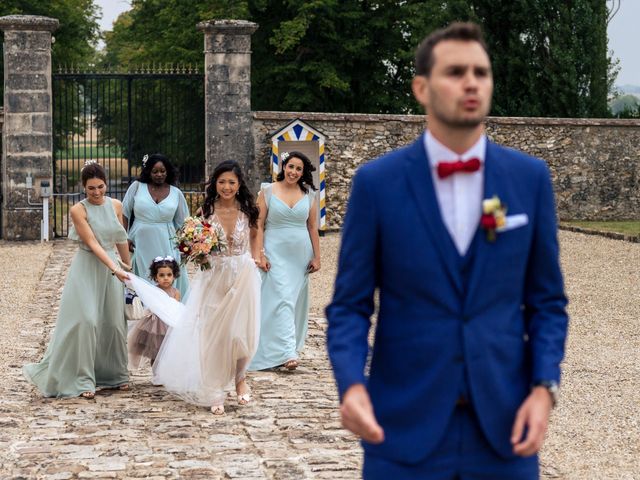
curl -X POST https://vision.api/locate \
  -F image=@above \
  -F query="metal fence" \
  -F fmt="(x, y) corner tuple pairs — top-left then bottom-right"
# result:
(52, 66), (205, 237)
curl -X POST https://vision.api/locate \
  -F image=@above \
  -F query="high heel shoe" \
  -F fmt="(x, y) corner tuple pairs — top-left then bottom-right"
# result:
(237, 392), (251, 406)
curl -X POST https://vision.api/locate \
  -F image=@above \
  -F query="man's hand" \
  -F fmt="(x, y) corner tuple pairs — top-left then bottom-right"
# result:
(511, 386), (554, 456)
(340, 384), (385, 444)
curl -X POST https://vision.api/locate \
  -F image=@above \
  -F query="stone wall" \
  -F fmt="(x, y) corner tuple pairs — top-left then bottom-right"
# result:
(253, 112), (640, 229)
(0, 15), (58, 240)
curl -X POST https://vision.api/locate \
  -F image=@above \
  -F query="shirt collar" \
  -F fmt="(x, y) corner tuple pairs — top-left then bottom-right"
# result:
(424, 130), (486, 168)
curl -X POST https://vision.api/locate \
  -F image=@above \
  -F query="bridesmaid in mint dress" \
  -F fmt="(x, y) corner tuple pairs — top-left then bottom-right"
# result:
(249, 151), (321, 371)
(24, 163), (132, 399)
(122, 154), (189, 297)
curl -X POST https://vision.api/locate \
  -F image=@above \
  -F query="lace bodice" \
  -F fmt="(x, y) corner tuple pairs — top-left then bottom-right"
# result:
(209, 211), (251, 257)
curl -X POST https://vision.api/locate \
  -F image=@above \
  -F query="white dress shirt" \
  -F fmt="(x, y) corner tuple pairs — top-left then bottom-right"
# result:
(424, 131), (486, 256)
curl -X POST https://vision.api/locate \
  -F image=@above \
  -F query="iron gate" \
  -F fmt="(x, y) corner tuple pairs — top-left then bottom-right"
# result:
(52, 67), (205, 237)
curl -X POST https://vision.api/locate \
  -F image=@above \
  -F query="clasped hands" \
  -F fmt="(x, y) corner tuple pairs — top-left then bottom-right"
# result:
(254, 253), (270, 272)
(340, 383), (553, 456)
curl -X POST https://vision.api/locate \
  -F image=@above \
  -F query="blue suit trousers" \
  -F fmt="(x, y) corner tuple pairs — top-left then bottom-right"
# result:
(363, 406), (539, 480)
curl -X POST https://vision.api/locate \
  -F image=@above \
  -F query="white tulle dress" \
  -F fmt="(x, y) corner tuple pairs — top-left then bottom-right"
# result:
(126, 211), (260, 407)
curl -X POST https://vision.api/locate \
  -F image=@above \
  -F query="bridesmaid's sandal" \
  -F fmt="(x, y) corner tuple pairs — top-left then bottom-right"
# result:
(210, 405), (225, 415)
(283, 359), (298, 371)
(117, 384), (130, 391)
(80, 391), (95, 399)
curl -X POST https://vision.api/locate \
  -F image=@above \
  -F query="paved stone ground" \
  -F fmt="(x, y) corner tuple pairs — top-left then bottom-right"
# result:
(1, 232), (639, 479)
(1, 239), (360, 479)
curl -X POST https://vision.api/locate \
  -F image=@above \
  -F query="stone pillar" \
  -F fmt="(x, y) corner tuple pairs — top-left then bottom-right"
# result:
(0, 15), (58, 240)
(197, 19), (258, 188)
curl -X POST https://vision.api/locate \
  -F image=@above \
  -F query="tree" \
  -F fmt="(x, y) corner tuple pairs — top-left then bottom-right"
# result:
(610, 94), (640, 118)
(0, 0), (101, 103)
(458, 0), (613, 117)
(100, 0), (616, 118)
(249, 0), (454, 113)
(101, 0), (248, 68)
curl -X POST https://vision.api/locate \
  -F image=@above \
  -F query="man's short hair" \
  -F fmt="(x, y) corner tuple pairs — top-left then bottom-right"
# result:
(415, 22), (488, 77)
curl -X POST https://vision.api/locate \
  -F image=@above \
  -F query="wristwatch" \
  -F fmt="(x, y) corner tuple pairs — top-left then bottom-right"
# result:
(533, 380), (559, 408)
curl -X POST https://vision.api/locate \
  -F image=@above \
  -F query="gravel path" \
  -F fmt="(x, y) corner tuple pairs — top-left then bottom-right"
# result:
(0, 231), (638, 478)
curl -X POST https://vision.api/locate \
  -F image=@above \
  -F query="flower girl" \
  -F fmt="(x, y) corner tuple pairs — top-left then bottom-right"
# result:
(128, 256), (181, 369)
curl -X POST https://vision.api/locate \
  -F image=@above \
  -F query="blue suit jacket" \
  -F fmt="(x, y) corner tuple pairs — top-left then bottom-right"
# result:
(326, 136), (568, 463)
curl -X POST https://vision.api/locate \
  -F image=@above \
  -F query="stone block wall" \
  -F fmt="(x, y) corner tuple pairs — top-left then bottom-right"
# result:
(254, 112), (640, 229)
(0, 15), (58, 240)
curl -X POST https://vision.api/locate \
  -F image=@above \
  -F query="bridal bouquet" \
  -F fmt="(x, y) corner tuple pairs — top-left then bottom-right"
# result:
(175, 216), (226, 270)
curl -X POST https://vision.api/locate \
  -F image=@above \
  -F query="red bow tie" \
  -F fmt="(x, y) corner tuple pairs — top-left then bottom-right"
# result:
(437, 158), (481, 179)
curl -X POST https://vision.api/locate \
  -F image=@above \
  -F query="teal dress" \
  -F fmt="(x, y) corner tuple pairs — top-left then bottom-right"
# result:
(249, 183), (314, 370)
(122, 181), (189, 297)
(23, 197), (129, 397)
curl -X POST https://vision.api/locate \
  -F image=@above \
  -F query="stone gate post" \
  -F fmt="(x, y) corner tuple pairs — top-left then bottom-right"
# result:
(197, 19), (258, 188)
(0, 15), (58, 240)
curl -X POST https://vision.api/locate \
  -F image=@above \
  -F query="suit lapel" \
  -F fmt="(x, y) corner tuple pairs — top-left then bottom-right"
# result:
(404, 138), (463, 295)
(464, 141), (504, 307)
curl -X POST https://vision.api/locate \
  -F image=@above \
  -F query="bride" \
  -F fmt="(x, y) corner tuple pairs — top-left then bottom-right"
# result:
(128, 160), (261, 414)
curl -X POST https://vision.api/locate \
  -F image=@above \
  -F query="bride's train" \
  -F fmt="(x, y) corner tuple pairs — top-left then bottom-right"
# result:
(126, 250), (260, 407)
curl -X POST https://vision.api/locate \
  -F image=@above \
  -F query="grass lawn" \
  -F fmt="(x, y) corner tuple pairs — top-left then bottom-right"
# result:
(562, 221), (640, 236)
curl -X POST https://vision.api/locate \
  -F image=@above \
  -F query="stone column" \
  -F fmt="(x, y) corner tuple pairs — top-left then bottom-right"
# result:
(0, 15), (58, 240)
(197, 19), (258, 188)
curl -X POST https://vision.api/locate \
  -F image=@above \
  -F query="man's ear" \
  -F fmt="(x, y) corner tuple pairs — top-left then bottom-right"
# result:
(412, 75), (429, 109)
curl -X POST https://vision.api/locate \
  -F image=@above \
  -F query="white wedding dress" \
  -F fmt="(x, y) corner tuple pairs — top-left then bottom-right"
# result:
(126, 212), (260, 407)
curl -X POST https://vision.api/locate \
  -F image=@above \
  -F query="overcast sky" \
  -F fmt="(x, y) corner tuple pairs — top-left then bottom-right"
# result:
(94, 0), (639, 87)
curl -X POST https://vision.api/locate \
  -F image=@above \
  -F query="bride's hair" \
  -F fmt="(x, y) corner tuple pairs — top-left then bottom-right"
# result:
(201, 161), (259, 227)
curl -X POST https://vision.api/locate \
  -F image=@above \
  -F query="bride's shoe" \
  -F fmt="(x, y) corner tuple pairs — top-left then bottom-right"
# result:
(210, 405), (225, 415)
(236, 379), (251, 406)
(237, 392), (251, 406)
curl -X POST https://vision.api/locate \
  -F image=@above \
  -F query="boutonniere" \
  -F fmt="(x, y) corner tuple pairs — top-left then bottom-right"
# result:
(480, 195), (507, 242)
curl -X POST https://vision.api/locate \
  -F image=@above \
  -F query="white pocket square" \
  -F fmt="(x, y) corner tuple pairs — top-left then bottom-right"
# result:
(496, 214), (529, 233)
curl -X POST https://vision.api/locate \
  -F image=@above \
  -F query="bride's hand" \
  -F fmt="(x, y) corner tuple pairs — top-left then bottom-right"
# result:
(254, 255), (270, 272)
(195, 256), (210, 268)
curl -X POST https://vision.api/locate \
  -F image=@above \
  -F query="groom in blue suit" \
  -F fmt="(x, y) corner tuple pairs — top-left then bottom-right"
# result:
(326, 22), (568, 479)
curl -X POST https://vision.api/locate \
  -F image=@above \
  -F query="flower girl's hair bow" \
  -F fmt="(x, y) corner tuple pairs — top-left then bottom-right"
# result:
(153, 255), (175, 263)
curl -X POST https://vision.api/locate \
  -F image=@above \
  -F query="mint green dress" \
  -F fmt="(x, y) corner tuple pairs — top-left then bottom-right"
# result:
(249, 183), (314, 370)
(23, 197), (130, 397)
